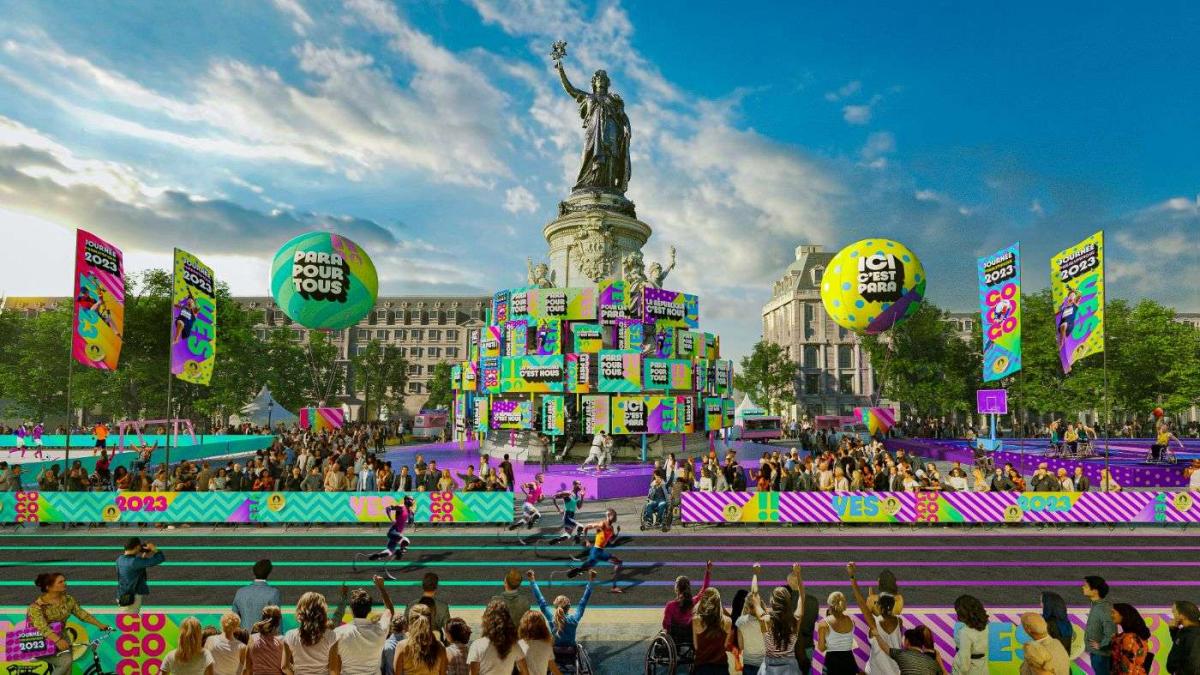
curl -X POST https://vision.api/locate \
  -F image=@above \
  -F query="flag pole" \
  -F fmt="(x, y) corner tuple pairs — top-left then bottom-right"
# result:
(1101, 231), (1110, 484)
(64, 338), (74, 474)
(165, 248), (176, 471)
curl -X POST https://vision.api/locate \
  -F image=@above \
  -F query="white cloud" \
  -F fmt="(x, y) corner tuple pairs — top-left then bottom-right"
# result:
(1030, 199), (1044, 215)
(503, 186), (539, 214)
(915, 189), (941, 202)
(860, 131), (895, 169)
(824, 80), (861, 102)
(0, 29), (514, 186)
(843, 102), (873, 125)
(271, 0), (315, 35)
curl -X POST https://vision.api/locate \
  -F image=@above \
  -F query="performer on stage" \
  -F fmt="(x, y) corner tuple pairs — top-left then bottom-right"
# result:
(549, 481), (586, 546)
(368, 496), (414, 561)
(508, 473), (545, 531)
(568, 508), (623, 593)
(1149, 423), (1183, 463)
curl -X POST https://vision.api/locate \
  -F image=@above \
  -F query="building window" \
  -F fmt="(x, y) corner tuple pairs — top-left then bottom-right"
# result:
(409, 364), (422, 375)
(839, 373), (856, 393)
(411, 329), (424, 341)
(446, 329), (458, 341)
(398, 347), (407, 357)
(408, 382), (421, 393)
(446, 347), (459, 358)
(429, 347), (441, 358)
(429, 330), (441, 341)
(377, 330), (389, 340)
(292, 330), (303, 340)
(803, 345), (819, 369)
(804, 374), (821, 395)
(396, 329), (407, 341)
(410, 347), (423, 358)
(804, 304), (815, 339)
(838, 345), (853, 369)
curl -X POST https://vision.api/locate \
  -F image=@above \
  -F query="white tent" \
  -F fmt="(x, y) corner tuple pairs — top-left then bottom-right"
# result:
(735, 393), (767, 425)
(235, 386), (298, 427)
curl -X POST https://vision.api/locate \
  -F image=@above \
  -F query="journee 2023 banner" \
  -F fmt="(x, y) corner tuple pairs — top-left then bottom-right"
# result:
(977, 242), (1021, 381)
(1051, 231), (1105, 374)
(171, 248), (217, 385)
(71, 229), (126, 370)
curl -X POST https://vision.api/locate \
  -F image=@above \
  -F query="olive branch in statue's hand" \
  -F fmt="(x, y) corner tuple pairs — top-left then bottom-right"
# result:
(551, 40), (567, 63)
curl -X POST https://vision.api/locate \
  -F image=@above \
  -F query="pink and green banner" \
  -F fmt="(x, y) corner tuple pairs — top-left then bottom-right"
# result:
(170, 248), (216, 385)
(682, 491), (1200, 524)
(853, 406), (896, 435)
(977, 242), (1021, 381)
(71, 229), (125, 370)
(299, 407), (344, 431)
(1051, 231), (1105, 374)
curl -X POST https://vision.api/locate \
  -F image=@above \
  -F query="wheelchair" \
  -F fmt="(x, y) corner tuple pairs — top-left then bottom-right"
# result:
(644, 625), (695, 675)
(554, 643), (594, 675)
(1145, 444), (1179, 465)
(641, 499), (669, 531)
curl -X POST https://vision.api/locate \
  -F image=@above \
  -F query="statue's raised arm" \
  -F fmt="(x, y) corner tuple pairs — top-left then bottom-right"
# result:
(555, 61), (587, 101)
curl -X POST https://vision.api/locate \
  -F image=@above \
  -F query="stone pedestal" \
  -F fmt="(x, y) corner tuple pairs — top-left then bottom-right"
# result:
(542, 189), (652, 286)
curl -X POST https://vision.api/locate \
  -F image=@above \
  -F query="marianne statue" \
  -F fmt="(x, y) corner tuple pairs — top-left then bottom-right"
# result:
(552, 40), (632, 195)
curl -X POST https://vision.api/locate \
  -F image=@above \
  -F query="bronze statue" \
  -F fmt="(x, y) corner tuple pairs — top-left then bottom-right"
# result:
(552, 40), (632, 195)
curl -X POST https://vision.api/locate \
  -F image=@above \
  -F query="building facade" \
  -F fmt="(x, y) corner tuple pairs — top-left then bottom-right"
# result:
(233, 296), (488, 419)
(762, 245), (880, 419)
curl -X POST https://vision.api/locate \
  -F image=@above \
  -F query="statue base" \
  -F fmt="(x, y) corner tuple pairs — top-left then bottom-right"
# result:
(544, 190), (652, 286)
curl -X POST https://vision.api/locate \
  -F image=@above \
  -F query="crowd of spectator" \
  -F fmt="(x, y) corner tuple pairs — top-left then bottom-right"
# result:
(25, 556), (1200, 675)
(27, 552), (605, 675)
(0, 423), (525, 494)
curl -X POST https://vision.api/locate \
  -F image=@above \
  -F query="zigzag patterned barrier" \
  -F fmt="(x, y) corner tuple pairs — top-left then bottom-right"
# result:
(0, 608), (1178, 675)
(0, 491), (515, 524)
(682, 491), (1200, 524)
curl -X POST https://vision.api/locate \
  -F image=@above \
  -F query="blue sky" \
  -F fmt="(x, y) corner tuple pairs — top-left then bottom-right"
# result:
(1, 0), (1197, 363)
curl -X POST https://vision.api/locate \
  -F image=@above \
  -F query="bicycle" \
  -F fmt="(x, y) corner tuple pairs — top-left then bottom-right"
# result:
(9, 627), (115, 675)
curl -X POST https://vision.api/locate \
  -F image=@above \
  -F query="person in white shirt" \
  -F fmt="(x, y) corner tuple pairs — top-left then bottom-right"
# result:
(579, 433), (607, 472)
(162, 617), (215, 675)
(334, 576), (396, 675)
(283, 592), (341, 675)
(203, 613), (246, 675)
(468, 598), (529, 675)
(516, 611), (559, 675)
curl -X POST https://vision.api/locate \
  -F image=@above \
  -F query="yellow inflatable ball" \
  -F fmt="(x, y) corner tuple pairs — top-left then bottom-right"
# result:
(820, 239), (926, 334)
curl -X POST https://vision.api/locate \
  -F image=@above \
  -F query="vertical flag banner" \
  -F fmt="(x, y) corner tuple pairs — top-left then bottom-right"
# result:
(1050, 232), (1105, 374)
(72, 229), (126, 370)
(977, 243), (1021, 381)
(171, 249), (217, 384)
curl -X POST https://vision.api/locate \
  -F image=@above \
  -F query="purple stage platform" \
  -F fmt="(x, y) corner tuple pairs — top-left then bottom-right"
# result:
(381, 440), (777, 499)
(888, 438), (1198, 488)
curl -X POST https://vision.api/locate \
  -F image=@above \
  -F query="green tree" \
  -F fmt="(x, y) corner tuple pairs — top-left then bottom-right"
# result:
(861, 302), (981, 418)
(302, 330), (344, 405)
(261, 326), (308, 411)
(0, 301), (77, 420)
(733, 341), (798, 415)
(424, 361), (454, 410)
(351, 339), (408, 420)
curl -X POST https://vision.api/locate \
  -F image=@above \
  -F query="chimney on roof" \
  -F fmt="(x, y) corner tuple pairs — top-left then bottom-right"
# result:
(794, 244), (823, 259)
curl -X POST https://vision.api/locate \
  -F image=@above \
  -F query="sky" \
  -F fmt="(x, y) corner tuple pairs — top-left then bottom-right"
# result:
(1, 0), (1198, 363)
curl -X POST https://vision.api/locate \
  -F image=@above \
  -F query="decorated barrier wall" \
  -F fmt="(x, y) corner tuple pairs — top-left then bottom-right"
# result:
(0, 607), (1179, 675)
(0, 491), (515, 524)
(0, 435), (276, 480)
(683, 491), (1200, 524)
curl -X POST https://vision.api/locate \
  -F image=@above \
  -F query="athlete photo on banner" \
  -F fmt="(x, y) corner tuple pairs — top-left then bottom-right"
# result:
(1050, 231), (1105, 374)
(171, 249), (217, 385)
(71, 229), (126, 370)
(977, 242), (1021, 381)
